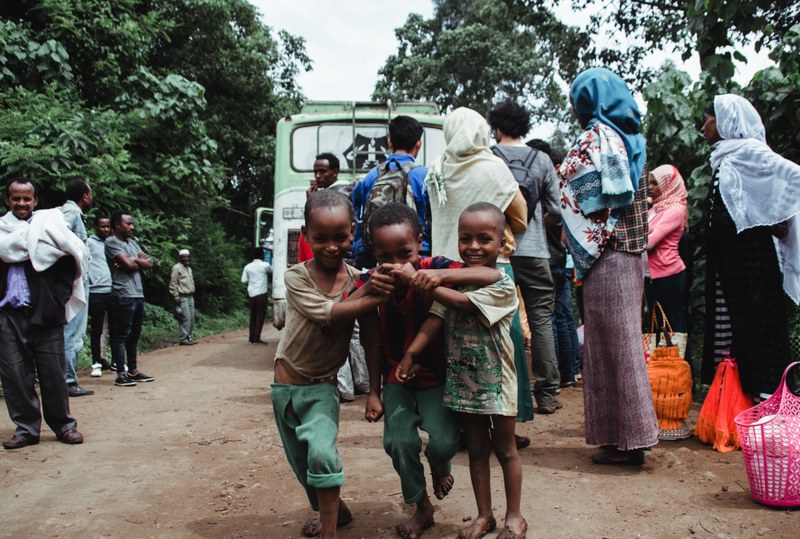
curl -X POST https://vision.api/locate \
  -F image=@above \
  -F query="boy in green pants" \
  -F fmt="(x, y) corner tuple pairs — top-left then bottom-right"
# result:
(358, 203), (501, 538)
(271, 190), (394, 538)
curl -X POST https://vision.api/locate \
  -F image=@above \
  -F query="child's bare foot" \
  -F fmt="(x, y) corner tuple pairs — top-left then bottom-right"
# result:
(430, 471), (454, 500)
(425, 449), (454, 500)
(395, 500), (434, 539)
(457, 515), (496, 539)
(301, 500), (353, 537)
(497, 517), (528, 539)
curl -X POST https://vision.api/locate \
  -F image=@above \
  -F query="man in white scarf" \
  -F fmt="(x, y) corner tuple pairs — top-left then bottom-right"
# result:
(0, 177), (85, 449)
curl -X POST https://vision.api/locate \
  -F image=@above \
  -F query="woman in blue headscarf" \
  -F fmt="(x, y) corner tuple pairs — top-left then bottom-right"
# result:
(559, 68), (658, 465)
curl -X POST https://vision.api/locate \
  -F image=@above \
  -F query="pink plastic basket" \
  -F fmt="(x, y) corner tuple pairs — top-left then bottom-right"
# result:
(734, 362), (800, 507)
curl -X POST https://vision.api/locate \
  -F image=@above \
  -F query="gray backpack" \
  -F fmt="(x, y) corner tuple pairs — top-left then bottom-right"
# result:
(491, 145), (540, 221)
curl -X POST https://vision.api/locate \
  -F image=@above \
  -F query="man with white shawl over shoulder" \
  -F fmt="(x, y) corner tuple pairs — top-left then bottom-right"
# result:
(0, 177), (86, 449)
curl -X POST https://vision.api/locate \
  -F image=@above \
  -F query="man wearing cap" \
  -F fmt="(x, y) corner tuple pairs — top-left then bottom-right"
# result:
(169, 248), (196, 345)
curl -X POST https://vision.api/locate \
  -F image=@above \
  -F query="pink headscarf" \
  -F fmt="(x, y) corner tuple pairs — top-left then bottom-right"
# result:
(650, 165), (688, 226)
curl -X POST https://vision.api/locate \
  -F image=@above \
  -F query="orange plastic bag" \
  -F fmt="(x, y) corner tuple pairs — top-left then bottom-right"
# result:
(647, 344), (693, 440)
(695, 357), (753, 452)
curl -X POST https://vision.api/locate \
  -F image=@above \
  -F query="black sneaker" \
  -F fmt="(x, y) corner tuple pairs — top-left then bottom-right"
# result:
(129, 371), (155, 382)
(114, 373), (137, 387)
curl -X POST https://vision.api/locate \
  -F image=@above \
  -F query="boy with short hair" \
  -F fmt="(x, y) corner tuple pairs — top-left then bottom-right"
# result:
(357, 202), (501, 538)
(271, 189), (393, 539)
(397, 202), (528, 539)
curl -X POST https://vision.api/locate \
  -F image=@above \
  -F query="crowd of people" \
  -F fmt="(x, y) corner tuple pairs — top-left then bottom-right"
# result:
(270, 67), (800, 539)
(0, 178), (161, 449)
(2, 65), (799, 539)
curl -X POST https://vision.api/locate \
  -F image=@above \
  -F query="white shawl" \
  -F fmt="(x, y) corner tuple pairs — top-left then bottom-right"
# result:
(0, 209), (87, 321)
(426, 107), (520, 261)
(710, 94), (800, 304)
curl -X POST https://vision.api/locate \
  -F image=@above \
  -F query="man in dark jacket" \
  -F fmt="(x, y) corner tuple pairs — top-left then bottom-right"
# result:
(0, 177), (84, 449)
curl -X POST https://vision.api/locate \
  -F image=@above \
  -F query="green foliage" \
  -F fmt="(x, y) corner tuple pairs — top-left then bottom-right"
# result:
(0, 0), (310, 317)
(373, 0), (589, 122)
(0, 19), (73, 86)
(571, 0), (799, 87)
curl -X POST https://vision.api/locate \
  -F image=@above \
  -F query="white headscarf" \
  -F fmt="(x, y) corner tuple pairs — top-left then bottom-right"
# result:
(426, 107), (519, 260)
(710, 94), (800, 304)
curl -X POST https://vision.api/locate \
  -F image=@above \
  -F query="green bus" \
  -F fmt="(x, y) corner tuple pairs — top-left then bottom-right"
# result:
(256, 101), (446, 328)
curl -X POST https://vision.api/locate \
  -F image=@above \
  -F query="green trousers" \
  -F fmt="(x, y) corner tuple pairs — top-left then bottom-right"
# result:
(271, 383), (344, 511)
(382, 383), (460, 504)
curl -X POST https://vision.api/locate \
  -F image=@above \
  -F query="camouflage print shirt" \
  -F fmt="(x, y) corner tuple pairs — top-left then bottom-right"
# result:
(430, 269), (519, 416)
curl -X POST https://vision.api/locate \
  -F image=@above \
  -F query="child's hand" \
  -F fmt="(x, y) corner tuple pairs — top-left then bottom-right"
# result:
(390, 262), (416, 285)
(395, 354), (420, 383)
(363, 265), (395, 296)
(409, 269), (442, 291)
(365, 392), (384, 422)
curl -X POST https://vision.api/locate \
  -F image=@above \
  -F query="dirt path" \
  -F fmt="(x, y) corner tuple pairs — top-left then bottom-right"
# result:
(1, 327), (797, 538)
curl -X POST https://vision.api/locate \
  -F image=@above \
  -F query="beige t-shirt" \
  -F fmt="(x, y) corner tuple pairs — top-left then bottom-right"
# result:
(274, 262), (378, 380)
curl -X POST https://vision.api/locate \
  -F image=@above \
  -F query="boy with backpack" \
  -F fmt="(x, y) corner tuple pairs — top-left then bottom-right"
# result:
(351, 115), (430, 269)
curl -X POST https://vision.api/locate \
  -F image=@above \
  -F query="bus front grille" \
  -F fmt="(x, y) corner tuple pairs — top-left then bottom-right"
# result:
(287, 229), (301, 266)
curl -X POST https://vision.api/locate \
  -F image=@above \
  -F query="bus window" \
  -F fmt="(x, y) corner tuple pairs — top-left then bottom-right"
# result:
(421, 127), (446, 167)
(291, 124), (388, 173)
(291, 122), (447, 173)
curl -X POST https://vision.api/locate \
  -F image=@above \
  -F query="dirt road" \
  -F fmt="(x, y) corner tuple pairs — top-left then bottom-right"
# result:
(1, 327), (797, 538)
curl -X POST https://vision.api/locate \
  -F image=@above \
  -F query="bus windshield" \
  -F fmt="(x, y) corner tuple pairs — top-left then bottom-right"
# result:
(291, 123), (446, 174)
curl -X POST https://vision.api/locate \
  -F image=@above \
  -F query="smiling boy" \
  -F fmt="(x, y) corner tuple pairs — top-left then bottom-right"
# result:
(397, 202), (527, 539)
(357, 203), (501, 538)
(271, 189), (393, 538)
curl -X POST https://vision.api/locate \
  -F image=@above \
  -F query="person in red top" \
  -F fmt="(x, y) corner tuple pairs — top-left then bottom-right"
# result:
(645, 164), (689, 333)
(358, 203), (500, 539)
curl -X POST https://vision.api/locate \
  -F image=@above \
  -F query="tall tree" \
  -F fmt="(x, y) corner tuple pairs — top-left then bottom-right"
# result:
(373, 0), (590, 121)
(0, 0), (310, 313)
(570, 0), (800, 86)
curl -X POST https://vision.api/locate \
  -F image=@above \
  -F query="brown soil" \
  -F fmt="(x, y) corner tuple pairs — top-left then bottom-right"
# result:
(1, 327), (798, 538)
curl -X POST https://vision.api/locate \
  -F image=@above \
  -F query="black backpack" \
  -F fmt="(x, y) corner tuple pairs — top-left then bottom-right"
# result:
(491, 145), (540, 221)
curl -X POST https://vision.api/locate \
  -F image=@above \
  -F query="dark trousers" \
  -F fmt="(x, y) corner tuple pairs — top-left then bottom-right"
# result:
(0, 310), (76, 439)
(110, 296), (144, 372)
(89, 292), (112, 364)
(248, 293), (268, 343)
(511, 256), (561, 405)
(551, 265), (582, 382)
(644, 270), (687, 333)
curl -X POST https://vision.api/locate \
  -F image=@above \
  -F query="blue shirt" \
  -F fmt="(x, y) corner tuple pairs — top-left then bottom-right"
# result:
(351, 153), (430, 262)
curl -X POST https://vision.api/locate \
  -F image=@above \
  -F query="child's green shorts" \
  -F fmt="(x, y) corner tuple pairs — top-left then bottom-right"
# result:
(271, 382), (344, 510)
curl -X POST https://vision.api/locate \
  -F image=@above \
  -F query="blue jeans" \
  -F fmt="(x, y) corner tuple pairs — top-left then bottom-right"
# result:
(551, 265), (581, 382)
(63, 280), (90, 385)
(110, 296), (144, 373)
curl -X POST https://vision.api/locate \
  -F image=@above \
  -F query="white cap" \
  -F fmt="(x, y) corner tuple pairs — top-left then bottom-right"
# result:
(179, 249), (190, 256)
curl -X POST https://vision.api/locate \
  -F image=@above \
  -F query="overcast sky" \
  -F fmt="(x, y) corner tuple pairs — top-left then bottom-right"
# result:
(252, 0), (434, 101)
(251, 1), (774, 112)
